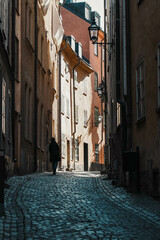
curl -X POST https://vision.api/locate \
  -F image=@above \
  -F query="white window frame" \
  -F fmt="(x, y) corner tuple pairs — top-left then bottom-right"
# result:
(136, 60), (145, 120)
(94, 43), (98, 56)
(85, 6), (90, 20)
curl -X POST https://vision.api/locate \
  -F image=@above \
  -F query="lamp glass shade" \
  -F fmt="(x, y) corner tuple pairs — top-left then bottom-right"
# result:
(88, 21), (100, 44)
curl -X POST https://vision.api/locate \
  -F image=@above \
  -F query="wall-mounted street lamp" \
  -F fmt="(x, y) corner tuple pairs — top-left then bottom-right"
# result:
(88, 19), (100, 44)
(97, 81), (105, 98)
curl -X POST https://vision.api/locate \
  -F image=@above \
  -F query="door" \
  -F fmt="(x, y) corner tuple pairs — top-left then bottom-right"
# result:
(67, 140), (70, 169)
(84, 143), (88, 171)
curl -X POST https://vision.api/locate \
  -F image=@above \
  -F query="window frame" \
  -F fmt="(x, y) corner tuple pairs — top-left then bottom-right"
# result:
(94, 43), (98, 56)
(94, 107), (99, 127)
(94, 72), (98, 91)
(136, 59), (145, 121)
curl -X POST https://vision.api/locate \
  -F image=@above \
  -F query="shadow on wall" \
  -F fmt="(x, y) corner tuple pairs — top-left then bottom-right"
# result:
(89, 162), (105, 172)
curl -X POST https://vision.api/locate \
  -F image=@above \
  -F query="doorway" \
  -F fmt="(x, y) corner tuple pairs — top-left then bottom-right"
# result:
(84, 143), (88, 171)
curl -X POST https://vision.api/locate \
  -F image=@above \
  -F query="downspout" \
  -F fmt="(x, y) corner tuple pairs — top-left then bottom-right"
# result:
(34, 0), (38, 172)
(72, 58), (80, 170)
(12, 0), (16, 162)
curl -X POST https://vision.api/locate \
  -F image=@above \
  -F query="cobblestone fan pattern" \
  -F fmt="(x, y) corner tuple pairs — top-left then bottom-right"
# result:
(0, 172), (160, 240)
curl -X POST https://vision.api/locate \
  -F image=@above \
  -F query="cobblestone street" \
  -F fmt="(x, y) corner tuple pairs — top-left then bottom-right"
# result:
(0, 171), (160, 239)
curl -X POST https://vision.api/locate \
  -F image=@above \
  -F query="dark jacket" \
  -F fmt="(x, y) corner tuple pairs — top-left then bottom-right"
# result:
(49, 139), (60, 163)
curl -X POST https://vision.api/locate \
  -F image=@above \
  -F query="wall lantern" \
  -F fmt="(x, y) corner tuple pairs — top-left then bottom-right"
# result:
(88, 19), (100, 44)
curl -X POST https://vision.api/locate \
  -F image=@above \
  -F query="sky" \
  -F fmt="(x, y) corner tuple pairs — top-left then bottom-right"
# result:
(77, 0), (104, 29)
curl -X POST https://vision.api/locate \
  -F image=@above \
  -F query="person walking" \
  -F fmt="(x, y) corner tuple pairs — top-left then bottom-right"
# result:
(49, 138), (60, 175)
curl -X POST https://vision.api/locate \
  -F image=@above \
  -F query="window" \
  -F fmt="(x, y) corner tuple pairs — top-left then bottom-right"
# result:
(75, 105), (78, 123)
(85, 7), (90, 20)
(71, 36), (75, 51)
(136, 60), (145, 120)
(84, 110), (87, 127)
(75, 139), (79, 161)
(15, 37), (19, 81)
(94, 43), (98, 56)
(65, 62), (70, 81)
(94, 73), (98, 91)
(157, 44), (160, 107)
(25, 83), (32, 141)
(94, 107), (99, 126)
(2, 78), (6, 134)
(61, 56), (65, 76)
(66, 98), (69, 117)
(74, 70), (78, 89)
(62, 134), (65, 157)
(77, 43), (82, 58)
(95, 144), (99, 162)
(95, 16), (100, 27)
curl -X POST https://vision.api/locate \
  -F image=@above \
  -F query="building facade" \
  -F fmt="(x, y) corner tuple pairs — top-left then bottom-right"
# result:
(0, 0), (14, 176)
(61, 1), (105, 171)
(107, 0), (160, 197)
(19, 0), (63, 174)
(60, 37), (93, 171)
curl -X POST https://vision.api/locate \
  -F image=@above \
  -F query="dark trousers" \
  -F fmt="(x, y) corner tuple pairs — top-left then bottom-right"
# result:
(52, 162), (58, 174)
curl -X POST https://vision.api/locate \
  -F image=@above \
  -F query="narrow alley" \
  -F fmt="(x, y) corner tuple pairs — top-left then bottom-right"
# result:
(0, 172), (160, 239)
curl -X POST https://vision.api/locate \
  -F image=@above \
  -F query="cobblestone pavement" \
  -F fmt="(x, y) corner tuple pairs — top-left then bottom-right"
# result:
(0, 171), (160, 240)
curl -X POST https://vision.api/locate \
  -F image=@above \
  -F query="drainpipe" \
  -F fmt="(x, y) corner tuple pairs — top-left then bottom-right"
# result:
(12, 0), (16, 162)
(72, 58), (80, 170)
(34, 0), (38, 172)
